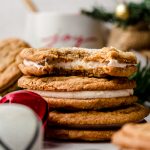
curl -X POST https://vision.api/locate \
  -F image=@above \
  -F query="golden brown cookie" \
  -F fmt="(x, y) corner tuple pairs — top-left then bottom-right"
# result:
(19, 47), (137, 77)
(112, 123), (150, 150)
(46, 128), (116, 141)
(48, 104), (149, 128)
(18, 76), (136, 91)
(0, 38), (30, 93)
(0, 82), (22, 96)
(18, 76), (136, 110)
(44, 96), (137, 110)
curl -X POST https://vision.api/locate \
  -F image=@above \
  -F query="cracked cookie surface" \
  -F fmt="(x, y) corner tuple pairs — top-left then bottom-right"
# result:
(19, 47), (137, 77)
(0, 38), (30, 93)
(48, 104), (149, 127)
(18, 76), (136, 91)
(44, 96), (137, 110)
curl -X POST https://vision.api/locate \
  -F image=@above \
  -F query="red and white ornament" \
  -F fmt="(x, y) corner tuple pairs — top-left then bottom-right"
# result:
(0, 90), (49, 127)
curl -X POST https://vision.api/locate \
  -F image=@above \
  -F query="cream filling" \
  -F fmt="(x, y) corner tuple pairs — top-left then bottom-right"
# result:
(23, 59), (134, 69)
(24, 59), (43, 69)
(30, 89), (133, 99)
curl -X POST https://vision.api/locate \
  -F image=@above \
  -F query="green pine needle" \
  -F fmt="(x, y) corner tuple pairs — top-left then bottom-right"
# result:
(81, 0), (150, 27)
(129, 60), (150, 104)
(81, 7), (114, 22)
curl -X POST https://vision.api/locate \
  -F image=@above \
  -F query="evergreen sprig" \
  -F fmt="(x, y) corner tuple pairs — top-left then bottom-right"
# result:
(130, 60), (150, 104)
(81, 0), (150, 27)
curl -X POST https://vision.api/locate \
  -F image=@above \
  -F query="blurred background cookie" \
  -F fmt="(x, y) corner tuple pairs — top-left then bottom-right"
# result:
(112, 123), (150, 150)
(0, 38), (30, 96)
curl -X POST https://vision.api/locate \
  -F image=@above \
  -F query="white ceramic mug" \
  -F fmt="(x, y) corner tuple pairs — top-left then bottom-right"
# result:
(25, 12), (104, 48)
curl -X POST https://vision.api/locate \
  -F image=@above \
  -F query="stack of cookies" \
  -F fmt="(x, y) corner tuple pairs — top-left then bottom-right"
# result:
(0, 38), (30, 96)
(18, 47), (150, 141)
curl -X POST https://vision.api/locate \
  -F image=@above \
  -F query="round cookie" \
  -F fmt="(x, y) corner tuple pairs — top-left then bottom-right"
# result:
(0, 38), (30, 94)
(46, 128), (116, 141)
(48, 104), (150, 128)
(112, 123), (150, 150)
(44, 96), (137, 110)
(18, 76), (136, 91)
(18, 76), (136, 110)
(0, 82), (21, 96)
(19, 47), (137, 77)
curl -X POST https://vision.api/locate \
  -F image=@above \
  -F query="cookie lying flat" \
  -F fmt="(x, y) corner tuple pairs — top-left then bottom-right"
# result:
(0, 82), (21, 97)
(18, 76), (136, 91)
(46, 128), (116, 141)
(48, 104), (149, 128)
(19, 47), (137, 77)
(44, 96), (137, 110)
(0, 38), (30, 93)
(112, 123), (150, 150)
(18, 76), (136, 109)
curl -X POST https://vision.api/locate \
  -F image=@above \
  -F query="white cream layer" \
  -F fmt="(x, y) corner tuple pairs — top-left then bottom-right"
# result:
(30, 89), (133, 99)
(24, 59), (43, 69)
(23, 59), (133, 69)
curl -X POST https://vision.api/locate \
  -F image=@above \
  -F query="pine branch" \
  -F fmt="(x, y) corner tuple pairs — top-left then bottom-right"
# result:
(129, 60), (150, 104)
(81, 7), (114, 22)
(81, 0), (150, 27)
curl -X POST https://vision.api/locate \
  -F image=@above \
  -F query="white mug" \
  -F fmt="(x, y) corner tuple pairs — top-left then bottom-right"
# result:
(25, 12), (104, 48)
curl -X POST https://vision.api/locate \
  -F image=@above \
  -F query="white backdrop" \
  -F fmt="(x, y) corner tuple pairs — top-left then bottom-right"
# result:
(0, 0), (141, 40)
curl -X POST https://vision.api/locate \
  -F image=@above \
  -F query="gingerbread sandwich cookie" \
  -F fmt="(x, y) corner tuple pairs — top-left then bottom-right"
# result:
(46, 120), (147, 142)
(19, 47), (137, 77)
(48, 104), (149, 128)
(18, 76), (137, 110)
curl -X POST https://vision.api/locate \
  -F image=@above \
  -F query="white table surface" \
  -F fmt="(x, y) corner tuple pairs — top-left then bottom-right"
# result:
(44, 141), (117, 150)
(43, 115), (150, 150)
